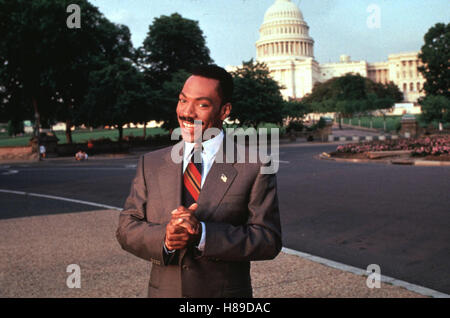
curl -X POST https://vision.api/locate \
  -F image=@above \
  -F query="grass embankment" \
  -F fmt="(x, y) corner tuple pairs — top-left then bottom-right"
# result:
(0, 127), (168, 147)
(0, 123), (286, 147)
(341, 115), (448, 132)
(341, 116), (402, 132)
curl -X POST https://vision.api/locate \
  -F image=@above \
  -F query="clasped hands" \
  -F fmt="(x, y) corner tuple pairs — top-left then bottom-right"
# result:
(164, 203), (202, 251)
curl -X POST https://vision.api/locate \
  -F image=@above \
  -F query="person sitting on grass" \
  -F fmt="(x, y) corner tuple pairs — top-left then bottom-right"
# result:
(75, 150), (88, 161)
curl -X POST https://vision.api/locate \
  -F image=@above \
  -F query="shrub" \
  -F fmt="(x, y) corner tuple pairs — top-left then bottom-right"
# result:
(7, 120), (24, 137)
(286, 121), (304, 133)
(306, 117), (327, 132)
(336, 135), (450, 156)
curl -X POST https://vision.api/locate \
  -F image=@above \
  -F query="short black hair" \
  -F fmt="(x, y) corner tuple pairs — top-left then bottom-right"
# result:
(190, 65), (233, 105)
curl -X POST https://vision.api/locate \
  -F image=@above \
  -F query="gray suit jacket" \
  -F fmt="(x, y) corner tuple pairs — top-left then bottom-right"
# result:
(116, 136), (282, 298)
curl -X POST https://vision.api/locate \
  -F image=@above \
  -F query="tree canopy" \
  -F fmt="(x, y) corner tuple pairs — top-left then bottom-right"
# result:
(158, 70), (191, 131)
(418, 23), (450, 125)
(302, 74), (403, 118)
(229, 60), (284, 128)
(138, 13), (213, 84)
(136, 13), (213, 131)
(420, 95), (450, 125)
(0, 0), (137, 142)
(79, 59), (151, 141)
(282, 100), (311, 122)
(418, 23), (450, 98)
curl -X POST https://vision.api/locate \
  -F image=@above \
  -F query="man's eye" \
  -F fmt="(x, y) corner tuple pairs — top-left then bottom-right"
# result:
(199, 103), (209, 108)
(179, 99), (187, 103)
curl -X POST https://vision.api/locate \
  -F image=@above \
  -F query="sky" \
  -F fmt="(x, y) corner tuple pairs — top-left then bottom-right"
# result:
(90, 0), (449, 67)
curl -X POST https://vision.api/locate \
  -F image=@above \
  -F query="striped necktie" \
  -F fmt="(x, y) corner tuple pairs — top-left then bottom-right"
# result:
(183, 146), (203, 207)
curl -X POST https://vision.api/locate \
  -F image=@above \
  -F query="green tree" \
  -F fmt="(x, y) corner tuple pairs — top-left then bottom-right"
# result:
(0, 79), (33, 128)
(230, 60), (284, 128)
(367, 81), (403, 102)
(54, 19), (135, 143)
(365, 81), (402, 131)
(80, 60), (151, 141)
(0, 0), (75, 137)
(282, 100), (311, 121)
(418, 23), (450, 127)
(303, 74), (401, 129)
(303, 80), (336, 104)
(138, 13), (213, 85)
(304, 74), (367, 128)
(158, 70), (191, 132)
(334, 74), (367, 101)
(7, 120), (24, 137)
(0, 0), (135, 143)
(137, 13), (213, 130)
(420, 95), (450, 125)
(418, 23), (450, 98)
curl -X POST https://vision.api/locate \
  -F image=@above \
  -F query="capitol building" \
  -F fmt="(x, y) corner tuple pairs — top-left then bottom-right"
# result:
(247, 0), (426, 104)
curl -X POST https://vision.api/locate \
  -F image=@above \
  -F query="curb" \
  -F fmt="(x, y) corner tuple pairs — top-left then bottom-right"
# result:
(328, 135), (400, 142)
(318, 154), (450, 166)
(282, 248), (450, 298)
(413, 160), (450, 167)
(2, 189), (448, 298)
(317, 154), (388, 164)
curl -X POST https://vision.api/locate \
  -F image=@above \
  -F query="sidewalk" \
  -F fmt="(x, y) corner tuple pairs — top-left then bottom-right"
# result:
(0, 209), (437, 298)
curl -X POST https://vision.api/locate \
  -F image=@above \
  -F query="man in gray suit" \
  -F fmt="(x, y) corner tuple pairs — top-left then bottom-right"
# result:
(116, 65), (282, 298)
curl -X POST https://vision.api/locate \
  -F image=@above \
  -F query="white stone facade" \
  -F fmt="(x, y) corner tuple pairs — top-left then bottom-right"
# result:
(254, 0), (426, 103)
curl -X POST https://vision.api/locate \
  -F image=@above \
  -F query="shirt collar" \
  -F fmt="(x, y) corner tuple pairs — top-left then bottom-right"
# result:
(183, 130), (224, 161)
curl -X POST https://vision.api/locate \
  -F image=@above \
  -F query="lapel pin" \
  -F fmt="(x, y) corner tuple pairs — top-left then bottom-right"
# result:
(221, 174), (227, 183)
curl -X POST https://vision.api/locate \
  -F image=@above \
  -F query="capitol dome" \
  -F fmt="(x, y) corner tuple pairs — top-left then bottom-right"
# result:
(264, 0), (304, 22)
(256, 0), (314, 63)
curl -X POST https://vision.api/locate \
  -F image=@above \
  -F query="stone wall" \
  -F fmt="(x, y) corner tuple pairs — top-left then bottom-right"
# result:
(400, 116), (419, 137)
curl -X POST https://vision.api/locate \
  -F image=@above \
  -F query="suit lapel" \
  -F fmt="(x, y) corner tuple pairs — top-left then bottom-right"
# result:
(157, 136), (238, 223)
(180, 135), (239, 261)
(195, 135), (238, 221)
(157, 142), (183, 223)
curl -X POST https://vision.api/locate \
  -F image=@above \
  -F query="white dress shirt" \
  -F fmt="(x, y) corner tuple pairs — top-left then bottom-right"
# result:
(182, 130), (224, 251)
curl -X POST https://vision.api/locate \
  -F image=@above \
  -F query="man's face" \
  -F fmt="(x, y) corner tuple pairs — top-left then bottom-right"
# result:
(177, 75), (231, 142)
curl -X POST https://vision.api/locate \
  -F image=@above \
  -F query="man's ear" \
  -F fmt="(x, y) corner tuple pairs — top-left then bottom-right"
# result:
(220, 103), (232, 121)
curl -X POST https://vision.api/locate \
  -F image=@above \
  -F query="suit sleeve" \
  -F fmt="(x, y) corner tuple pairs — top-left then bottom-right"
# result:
(116, 155), (167, 265)
(201, 162), (282, 262)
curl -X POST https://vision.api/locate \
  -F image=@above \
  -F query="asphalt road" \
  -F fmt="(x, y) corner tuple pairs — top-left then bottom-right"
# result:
(1, 143), (449, 294)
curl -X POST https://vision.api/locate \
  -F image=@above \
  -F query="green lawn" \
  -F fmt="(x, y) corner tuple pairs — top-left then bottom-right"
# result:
(341, 116), (402, 132)
(1, 124), (283, 147)
(0, 127), (168, 147)
(340, 115), (447, 132)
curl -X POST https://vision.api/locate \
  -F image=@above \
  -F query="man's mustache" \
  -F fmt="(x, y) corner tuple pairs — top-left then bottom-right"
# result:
(178, 116), (203, 125)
